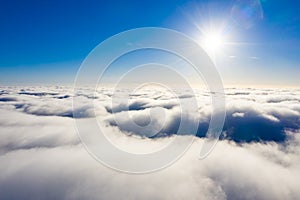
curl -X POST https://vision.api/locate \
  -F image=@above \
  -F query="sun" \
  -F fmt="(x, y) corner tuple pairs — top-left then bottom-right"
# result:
(202, 32), (225, 55)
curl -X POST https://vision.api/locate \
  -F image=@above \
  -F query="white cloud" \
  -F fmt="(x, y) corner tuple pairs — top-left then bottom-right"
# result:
(0, 86), (299, 199)
(232, 112), (245, 118)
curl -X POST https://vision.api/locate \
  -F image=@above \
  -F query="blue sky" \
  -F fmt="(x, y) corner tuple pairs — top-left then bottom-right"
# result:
(0, 0), (299, 86)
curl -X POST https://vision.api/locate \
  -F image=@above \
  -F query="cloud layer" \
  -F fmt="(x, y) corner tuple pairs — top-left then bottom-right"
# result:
(0, 86), (300, 199)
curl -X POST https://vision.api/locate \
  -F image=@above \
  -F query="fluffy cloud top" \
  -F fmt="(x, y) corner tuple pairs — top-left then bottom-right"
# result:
(0, 86), (300, 199)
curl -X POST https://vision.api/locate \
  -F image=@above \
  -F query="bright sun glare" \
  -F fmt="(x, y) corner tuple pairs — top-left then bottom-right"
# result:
(202, 32), (225, 54)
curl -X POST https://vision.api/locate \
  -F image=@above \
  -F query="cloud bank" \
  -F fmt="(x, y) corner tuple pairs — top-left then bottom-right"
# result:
(0, 86), (300, 199)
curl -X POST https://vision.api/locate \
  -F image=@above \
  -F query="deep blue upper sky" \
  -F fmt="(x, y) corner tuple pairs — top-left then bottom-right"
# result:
(0, 0), (300, 85)
(0, 0), (183, 66)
